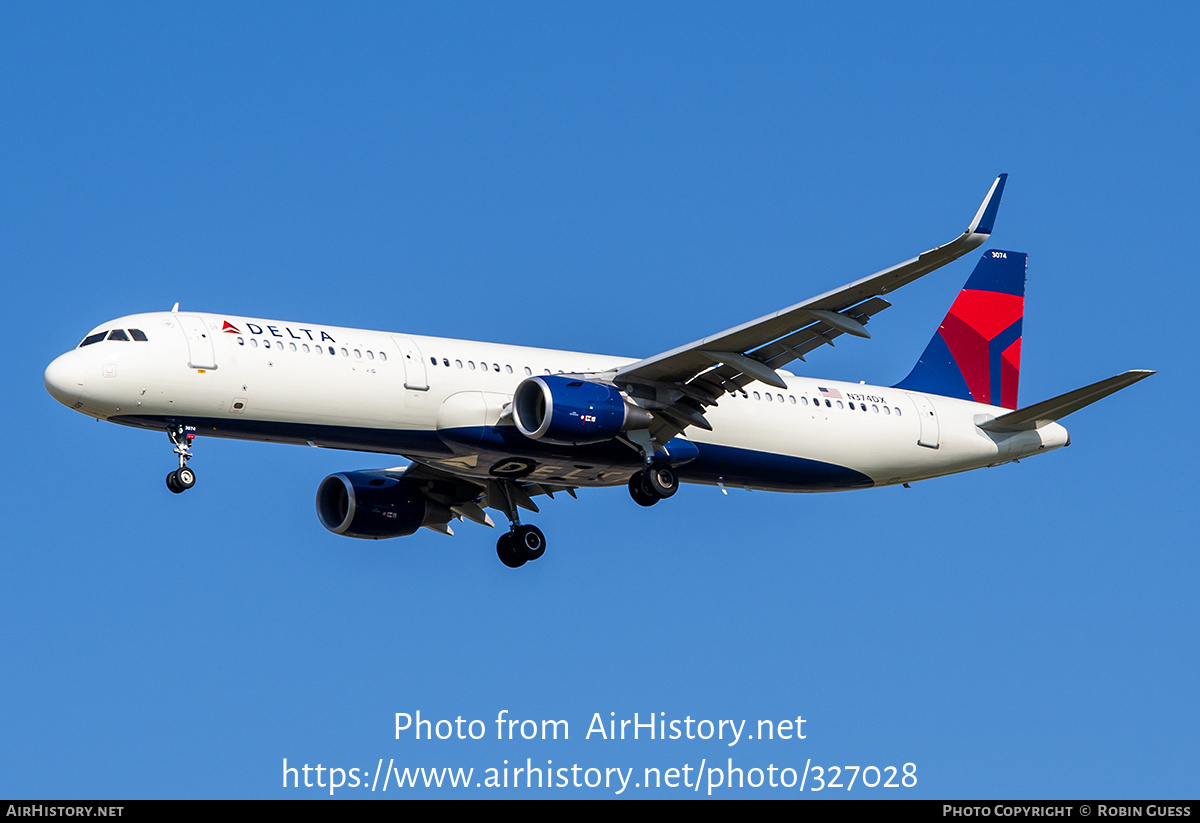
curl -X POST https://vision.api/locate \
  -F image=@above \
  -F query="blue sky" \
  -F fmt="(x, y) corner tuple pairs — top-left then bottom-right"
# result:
(2, 3), (1195, 798)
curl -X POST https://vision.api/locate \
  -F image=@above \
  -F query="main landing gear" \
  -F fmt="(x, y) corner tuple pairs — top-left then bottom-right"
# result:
(496, 524), (546, 569)
(165, 424), (197, 494)
(491, 480), (548, 569)
(628, 462), (678, 507)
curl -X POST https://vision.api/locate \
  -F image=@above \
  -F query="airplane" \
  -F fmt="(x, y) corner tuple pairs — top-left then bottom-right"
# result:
(43, 175), (1153, 568)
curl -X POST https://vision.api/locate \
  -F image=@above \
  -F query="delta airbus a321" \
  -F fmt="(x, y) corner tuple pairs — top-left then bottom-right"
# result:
(44, 175), (1152, 567)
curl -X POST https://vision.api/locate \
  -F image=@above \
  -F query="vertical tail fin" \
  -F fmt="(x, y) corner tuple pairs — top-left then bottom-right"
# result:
(894, 250), (1027, 409)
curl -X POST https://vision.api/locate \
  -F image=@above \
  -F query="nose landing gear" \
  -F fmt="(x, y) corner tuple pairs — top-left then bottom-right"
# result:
(165, 424), (197, 494)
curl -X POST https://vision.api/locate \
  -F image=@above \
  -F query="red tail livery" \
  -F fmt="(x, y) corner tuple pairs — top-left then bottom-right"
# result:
(895, 249), (1026, 409)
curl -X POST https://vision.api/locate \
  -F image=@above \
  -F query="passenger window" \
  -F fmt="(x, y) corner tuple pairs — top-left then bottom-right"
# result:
(303, 344), (310, 353)
(290, 342), (297, 351)
(367, 351), (374, 360)
(884, 406), (891, 415)
(836, 400), (843, 409)
(849, 402), (855, 410)
(328, 346), (335, 355)
(430, 357), (436, 365)
(354, 349), (362, 358)
(129, 329), (148, 341)
(237, 337), (245, 346)
(107, 330), (129, 341)
(894, 407), (902, 416)
(493, 363), (500, 372)
(443, 358), (450, 367)
(251, 339), (259, 348)
(379, 351), (387, 361)
(468, 361), (476, 370)
(505, 364), (513, 374)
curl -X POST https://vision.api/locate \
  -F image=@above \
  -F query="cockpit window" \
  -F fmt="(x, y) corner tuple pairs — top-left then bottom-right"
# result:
(78, 328), (149, 348)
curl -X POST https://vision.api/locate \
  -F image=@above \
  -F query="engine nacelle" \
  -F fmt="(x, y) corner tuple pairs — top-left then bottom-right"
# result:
(315, 472), (450, 539)
(512, 375), (652, 446)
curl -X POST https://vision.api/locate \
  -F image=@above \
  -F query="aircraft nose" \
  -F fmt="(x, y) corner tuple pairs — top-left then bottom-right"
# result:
(44, 351), (86, 406)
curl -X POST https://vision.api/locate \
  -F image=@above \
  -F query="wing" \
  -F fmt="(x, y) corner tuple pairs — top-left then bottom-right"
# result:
(611, 174), (1009, 444)
(367, 462), (577, 535)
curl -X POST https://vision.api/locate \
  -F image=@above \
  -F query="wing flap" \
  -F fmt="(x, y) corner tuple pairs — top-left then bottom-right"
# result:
(377, 462), (577, 531)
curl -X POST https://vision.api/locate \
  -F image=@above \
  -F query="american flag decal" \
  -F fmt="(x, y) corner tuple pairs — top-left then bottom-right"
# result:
(818, 386), (843, 399)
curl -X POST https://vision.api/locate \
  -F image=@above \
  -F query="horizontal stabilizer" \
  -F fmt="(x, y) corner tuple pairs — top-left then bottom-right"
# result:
(978, 370), (1154, 433)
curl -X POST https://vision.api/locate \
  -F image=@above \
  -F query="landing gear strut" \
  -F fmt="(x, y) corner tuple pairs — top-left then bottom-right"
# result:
(492, 480), (548, 569)
(628, 461), (678, 507)
(165, 424), (197, 494)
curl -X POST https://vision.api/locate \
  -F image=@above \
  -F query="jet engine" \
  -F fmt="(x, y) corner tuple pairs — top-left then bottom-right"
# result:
(315, 472), (451, 539)
(512, 375), (652, 446)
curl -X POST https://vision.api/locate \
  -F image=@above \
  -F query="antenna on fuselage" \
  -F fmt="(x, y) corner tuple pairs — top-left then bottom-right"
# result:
(171, 302), (179, 312)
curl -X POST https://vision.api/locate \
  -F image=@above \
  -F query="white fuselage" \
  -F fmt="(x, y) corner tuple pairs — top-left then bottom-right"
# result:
(44, 311), (1069, 491)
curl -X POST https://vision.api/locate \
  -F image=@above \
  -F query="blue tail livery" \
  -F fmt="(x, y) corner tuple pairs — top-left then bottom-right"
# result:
(895, 249), (1027, 409)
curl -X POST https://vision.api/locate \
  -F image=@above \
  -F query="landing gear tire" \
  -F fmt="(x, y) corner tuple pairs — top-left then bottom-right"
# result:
(513, 524), (546, 561)
(646, 464), (678, 499)
(167, 467), (195, 494)
(496, 533), (527, 568)
(628, 472), (659, 507)
(630, 463), (677, 505)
